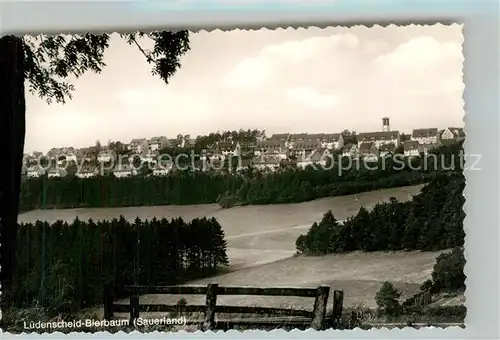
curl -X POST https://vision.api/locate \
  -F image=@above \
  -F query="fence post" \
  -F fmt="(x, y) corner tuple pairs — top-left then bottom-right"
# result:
(130, 296), (140, 325)
(103, 284), (114, 320)
(332, 290), (344, 329)
(311, 285), (330, 331)
(203, 283), (218, 331)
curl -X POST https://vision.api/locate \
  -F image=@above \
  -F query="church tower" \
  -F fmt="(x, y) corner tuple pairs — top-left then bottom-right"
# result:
(382, 117), (390, 132)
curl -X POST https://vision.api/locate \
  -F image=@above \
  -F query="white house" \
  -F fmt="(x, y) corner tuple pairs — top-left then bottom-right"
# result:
(440, 127), (466, 142)
(65, 153), (77, 162)
(152, 162), (173, 176)
(233, 142), (242, 157)
(26, 165), (46, 178)
(97, 149), (116, 163)
(76, 167), (99, 179)
(403, 141), (421, 157)
(128, 138), (149, 153)
(113, 164), (136, 178)
(47, 168), (68, 178)
(148, 136), (170, 151)
(357, 131), (401, 148)
(411, 128), (439, 145)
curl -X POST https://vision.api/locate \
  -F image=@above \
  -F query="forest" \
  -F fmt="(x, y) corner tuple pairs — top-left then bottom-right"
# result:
(10, 216), (228, 315)
(295, 172), (465, 254)
(19, 142), (463, 211)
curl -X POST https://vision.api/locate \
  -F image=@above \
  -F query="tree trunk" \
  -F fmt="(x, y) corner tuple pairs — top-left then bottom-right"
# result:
(0, 35), (26, 293)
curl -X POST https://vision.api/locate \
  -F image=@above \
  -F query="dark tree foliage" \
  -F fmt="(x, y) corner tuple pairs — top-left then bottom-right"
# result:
(0, 32), (190, 286)
(19, 142), (463, 211)
(13, 215), (228, 314)
(375, 281), (402, 316)
(430, 248), (466, 292)
(295, 172), (465, 254)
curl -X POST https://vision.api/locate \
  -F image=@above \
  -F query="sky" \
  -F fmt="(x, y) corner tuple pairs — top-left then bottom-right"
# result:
(25, 24), (464, 153)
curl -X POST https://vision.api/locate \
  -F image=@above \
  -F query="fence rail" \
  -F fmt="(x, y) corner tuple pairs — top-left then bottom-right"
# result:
(104, 283), (344, 331)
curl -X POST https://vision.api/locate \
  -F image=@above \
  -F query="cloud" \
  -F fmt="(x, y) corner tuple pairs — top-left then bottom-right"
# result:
(285, 87), (340, 108)
(375, 36), (463, 70)
(223, 57), (273, 89)
(224, 33), (360, 89)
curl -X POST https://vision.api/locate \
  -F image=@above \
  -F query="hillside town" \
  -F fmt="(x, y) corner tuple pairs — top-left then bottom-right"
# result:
(22, 118), (465, 179)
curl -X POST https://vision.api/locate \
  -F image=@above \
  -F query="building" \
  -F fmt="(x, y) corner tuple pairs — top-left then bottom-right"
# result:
(46, 147), (75, 160)
(288, 133), (308, 146)
(292, 140), (323, 154)
(378, 143), (397, 158)
(256, 140), (288, 159)
(47, 168), (68, 178)
(152, 162), (173, 176)
(128, 138), (149, 153)
(403, 140), (421, 157)
(26, 165), (46, 178)
(253, 156), (281, 172)
(232, 142), (242, 157)
(400, 133), (411, 143)
(358, 142), (379, 161)
(236, 158), (253, 172)
(440, 127), (466, 143)
(411, 128), (439, 145)
(113, 164), (137, 178)
(341, 131), (357, 146)
(215, 141), (235, 156)
(341, 144), (358, 158)
(76, 166), (99, 179)
(269, 133), (290, 142)
(141, 150), (160, 164)
(296, 149), (328, 169)
(382, 117), (390, 132)
(357, 131), (400, 148)
(97, 149), (117, 163)
(148, 136), (170, 151)
(320, 133), (343, 150)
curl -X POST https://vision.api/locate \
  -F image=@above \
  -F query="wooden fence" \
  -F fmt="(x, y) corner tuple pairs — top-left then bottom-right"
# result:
(403, 291), (432, 307)
(103, 283), (344, 331)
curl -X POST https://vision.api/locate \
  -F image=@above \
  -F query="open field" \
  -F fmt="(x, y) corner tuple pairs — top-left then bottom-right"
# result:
(19, 184), (425, 269)
(22, 184), (453, 317)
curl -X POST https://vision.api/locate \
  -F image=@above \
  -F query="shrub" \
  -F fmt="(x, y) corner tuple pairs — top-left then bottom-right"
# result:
(375, 281), (402, 316)
(431, 248), (466, 292)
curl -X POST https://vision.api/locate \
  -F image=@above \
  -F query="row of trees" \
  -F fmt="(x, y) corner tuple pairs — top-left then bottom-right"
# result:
(19, 142), (463, 211)
(12, 216), (228, 314)
(20, 171), (237, 211)
(295, 172), (465, 254)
